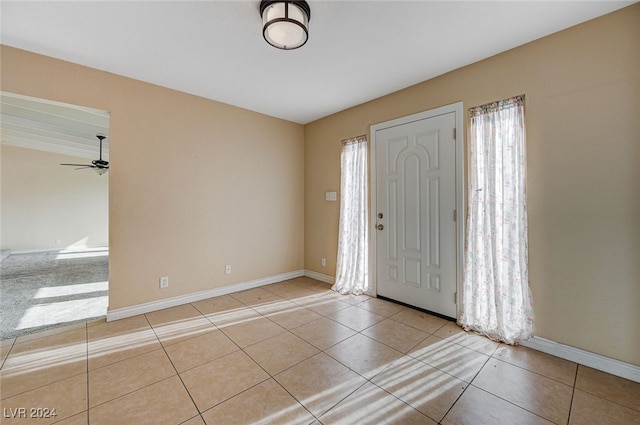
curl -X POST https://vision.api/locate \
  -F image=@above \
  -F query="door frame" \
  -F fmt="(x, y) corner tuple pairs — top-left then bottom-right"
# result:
(368, 102), (465, 317)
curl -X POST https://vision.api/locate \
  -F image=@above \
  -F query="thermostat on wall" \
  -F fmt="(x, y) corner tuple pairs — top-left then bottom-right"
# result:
(325, 191), (337, 201)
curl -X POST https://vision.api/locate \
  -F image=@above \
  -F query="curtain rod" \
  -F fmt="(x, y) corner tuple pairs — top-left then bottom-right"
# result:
(469, 94), (525, 116)
(341, 134), (367, 144)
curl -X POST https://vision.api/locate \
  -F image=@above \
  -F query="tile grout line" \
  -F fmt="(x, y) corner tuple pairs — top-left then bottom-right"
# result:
(439, 384), (469, 425)
(335, 319), (475, 388)
(85, 322), (90, 425)
(0, 372), (89, 402)
(0, 338), (89, 402)
(467, 384), (560, 424)
(145, 303), (220, 348)
(314, 321), (448, 424)
(0, 338), (17, 370)
(576, 388), (640, 414)
(487, 355), (578, 388)
(360, 320), (453, 424)
(209, 301), (288, 369)
(268, 370), (322, 422)
(388, 388), (440, 424)
(307, 378), (372, 422)
(84, 323), (176, 411)
(470, 355), (575, 424)
(566, 364), (580, 425)
(197, 377), (273, 419)
(85, 375), (185, 413)
(312, 328), (408, 421)
(142, 313), (206, 423)
(570, 365), (640, 414)
(438, 349), (494, 424)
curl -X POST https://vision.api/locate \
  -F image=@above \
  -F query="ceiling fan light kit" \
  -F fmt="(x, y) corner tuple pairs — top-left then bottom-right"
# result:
(260, 0), (310, 50)
(60, 134), (109, 175)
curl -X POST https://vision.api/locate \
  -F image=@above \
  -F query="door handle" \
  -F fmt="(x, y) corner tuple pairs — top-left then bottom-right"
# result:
(376, 224), (384, 231)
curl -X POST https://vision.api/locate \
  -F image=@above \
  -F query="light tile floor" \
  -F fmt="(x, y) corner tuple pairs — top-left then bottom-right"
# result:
(1, 277), (639, 425)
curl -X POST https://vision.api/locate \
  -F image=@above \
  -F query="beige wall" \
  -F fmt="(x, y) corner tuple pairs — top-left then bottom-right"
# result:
(1, 45), (305, 310)
(305, 5), (639, 365)
(1, 146), (109, 250)
(2, 4), (638, 365)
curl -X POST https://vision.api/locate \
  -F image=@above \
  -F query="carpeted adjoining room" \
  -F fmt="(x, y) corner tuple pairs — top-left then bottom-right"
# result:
(1, 249), (109, 340)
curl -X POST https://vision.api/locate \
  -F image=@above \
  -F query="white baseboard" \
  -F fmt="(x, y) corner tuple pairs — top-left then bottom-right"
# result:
(10, 246), (109, 255)
(107, 269), (304, 322)
(522, 336), (640, 383)
(304, 269), (336, 285)
(9, 248), (63, 255)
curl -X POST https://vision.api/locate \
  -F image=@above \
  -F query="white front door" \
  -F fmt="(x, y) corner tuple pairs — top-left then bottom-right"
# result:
(373, 110), (458, 318)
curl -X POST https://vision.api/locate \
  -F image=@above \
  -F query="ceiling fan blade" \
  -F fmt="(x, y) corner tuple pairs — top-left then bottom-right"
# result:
(61, 163), (91, 166)
(75, 166), (94, 170)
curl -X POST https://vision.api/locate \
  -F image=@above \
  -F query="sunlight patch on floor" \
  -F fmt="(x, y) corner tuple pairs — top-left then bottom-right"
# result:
(16, 297), (108, 330)
(55, 250), (109, 260)
(34, 281), (108, 298)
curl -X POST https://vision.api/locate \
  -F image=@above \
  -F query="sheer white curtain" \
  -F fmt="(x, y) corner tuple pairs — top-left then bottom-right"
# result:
(332, 136), (368, 295)
(459, 95), (533, 344)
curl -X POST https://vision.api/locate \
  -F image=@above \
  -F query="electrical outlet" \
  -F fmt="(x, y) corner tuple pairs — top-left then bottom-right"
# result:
(321, 257), (326, 267)
(225, 265), (231, 275)
(159, 276), (169, 288)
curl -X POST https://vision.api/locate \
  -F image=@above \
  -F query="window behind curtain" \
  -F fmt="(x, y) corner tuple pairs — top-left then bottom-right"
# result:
(459, 95), (533, 344)
(332, 135), (368, 295)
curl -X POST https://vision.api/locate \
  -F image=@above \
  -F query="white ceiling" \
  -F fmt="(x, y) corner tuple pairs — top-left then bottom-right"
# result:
(1, 1), (634, 125)
(1, 92), (110, 160)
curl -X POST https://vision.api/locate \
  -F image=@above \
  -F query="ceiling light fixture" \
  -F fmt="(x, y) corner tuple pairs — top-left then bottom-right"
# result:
(260, 0), (310, 50)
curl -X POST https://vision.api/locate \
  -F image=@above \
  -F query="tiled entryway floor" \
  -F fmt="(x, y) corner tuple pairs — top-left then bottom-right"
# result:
(1, 277), (639, 424)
